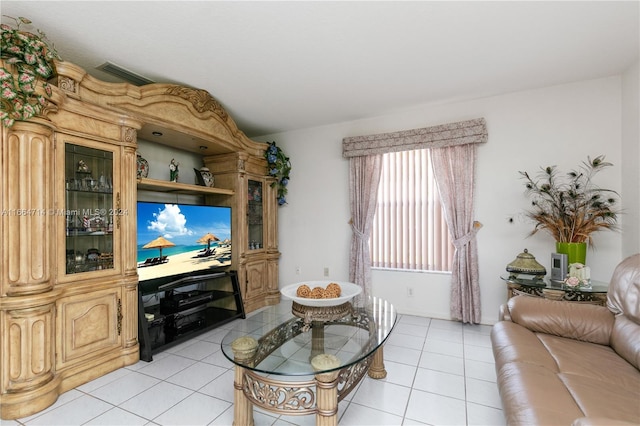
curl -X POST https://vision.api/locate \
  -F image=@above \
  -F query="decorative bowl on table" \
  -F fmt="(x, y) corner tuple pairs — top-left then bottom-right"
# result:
(280, 281), (362, 307)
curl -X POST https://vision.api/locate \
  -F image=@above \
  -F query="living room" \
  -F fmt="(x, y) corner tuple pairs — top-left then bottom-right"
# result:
(1, 1), (639, 425)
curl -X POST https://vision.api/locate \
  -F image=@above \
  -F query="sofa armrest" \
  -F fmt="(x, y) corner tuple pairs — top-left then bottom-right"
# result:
(505, 295), (614, 345)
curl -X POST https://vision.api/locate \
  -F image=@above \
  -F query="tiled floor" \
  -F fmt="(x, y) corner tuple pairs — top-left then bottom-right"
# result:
(6, 302), (504, 426)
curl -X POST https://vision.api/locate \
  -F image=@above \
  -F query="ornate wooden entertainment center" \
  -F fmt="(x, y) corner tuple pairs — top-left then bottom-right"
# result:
(0, 60), (280, 419)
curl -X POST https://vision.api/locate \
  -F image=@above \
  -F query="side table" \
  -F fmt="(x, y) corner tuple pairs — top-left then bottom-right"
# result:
(500, 275), (609, 305)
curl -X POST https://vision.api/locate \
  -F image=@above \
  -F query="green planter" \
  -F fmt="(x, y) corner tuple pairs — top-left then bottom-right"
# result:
(556, 242), (587, 266)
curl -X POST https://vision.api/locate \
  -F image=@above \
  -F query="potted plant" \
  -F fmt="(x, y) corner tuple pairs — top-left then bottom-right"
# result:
(265, 141), (291, 206)
(1, 16), (60, 127)
(519, 155), (620, 265)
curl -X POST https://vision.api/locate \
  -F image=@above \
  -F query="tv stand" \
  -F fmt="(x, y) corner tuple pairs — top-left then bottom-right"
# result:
(138, 271), (245, 361)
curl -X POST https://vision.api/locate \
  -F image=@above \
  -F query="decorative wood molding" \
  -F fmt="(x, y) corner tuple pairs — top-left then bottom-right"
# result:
(165, 86), (228, 121)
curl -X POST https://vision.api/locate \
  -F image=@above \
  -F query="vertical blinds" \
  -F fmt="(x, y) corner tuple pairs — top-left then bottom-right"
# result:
(371, 149), (453, 271)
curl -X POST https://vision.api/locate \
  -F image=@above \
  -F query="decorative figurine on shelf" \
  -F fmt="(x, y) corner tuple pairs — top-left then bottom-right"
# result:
(77, 160), (90, 173)
(169, 158), (179, 182)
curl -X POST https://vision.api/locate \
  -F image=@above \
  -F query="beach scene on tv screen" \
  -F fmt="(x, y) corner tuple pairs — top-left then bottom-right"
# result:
(137, 203), (231, 282)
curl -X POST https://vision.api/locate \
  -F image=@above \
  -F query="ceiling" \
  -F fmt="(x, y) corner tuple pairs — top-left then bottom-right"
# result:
(2, 1), (639, 138)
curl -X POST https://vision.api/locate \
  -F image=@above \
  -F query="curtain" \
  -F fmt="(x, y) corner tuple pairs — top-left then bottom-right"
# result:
(348, 154), (382, 301)
(430, 144), (481, 324)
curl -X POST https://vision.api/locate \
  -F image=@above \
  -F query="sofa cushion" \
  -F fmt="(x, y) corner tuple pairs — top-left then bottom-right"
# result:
(607, 253), (640, 323)
(611, 311), (640, 370)
(507, 296), (614, 345)
(496, 362), (585, 425)
(560, 373), (640, 424)
(491, 321), (558, 370)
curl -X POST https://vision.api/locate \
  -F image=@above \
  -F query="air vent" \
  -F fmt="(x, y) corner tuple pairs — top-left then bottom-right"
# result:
(96, 62), (155, 86)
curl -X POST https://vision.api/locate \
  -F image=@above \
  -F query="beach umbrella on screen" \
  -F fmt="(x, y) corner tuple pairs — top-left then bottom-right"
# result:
(197, 233), (220, 250)
(142, 236), (175, 258)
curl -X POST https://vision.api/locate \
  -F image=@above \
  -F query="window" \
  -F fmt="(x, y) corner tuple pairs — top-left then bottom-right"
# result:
(371, 149), (453, 271)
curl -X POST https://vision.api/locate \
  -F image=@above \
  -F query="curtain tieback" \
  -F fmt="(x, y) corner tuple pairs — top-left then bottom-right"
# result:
(350, 220), (367, 241)
(452, 221), (483, 249)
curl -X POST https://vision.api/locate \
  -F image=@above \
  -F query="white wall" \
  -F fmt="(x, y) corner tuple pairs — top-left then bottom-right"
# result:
(260, 76), (626, 324)
(621, 59), (640, 257)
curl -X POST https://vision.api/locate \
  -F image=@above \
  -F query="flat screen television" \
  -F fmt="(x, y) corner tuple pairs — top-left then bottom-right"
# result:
(136, 202), (231, 284)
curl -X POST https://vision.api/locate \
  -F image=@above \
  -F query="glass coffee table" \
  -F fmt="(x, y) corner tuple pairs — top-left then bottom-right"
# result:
(221, 296), (397, 425)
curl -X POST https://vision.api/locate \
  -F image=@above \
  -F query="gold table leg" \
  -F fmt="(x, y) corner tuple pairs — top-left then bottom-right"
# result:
(367, 345), (387, 379)
(312, 354), (341, 426)
(231, 336), (258, 426)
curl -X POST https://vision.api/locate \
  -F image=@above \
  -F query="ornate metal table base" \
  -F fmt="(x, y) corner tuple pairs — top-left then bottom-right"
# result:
(231, 338), (385, 426)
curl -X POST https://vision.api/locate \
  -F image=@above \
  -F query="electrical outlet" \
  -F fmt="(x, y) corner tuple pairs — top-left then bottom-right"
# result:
(407, 287), (414, 297)
(295, 266), (301, 275)
(323, 267), (329, 277)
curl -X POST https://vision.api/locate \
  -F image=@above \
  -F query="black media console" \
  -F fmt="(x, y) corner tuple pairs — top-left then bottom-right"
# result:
(138, 270), (245, 361)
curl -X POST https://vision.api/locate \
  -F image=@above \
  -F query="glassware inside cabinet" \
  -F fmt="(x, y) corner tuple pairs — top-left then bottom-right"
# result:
(247, 179), (263, 250)
(65, 143), (115, 274)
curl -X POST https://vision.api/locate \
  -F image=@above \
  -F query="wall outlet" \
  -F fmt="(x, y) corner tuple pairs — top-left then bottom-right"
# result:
(407, 287), (414, 297)
(295, 266), (301, 275)
(323, 267), (329, 277)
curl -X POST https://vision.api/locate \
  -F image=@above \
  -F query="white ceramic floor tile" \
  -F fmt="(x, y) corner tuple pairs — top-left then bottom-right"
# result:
(152, 392), (231, 425)
(463, 345), (495, 364)
(201, 347), (234, 367)
(386, 331), (425, 351)
(18, 389), (84, 423)
(136, 353), (196, 380)
(463, 323), (493, 335)
(89, 371), (160, 406)
(413, 368), (466, 400)
(423, 338), (464, 358)
(84, 407), (149, 425)
(77, 366), (133, 393)
(339, 402), (403, 425)
(405, 389), (467, 425)
(398, 314), (432, 327)
(427, 327), (464, 343)
(118, 381), (193, 420)
(419, 350), (465, 375)
(394, 322), (429, 338)
(166, 361), (227, 390)
(463, 331), (493, 348)
(464, 359), (497, 383)
(466, 402), (506, 426)
(465, 377), (503, 409)
(384, 344), (422, 366)
(377, 360), (417, 387)
(15, 315), (509, 426)
(430, 318), (463, 331)
(198, 369), (235, 403)
(351, 377), (411, 416)
(25, 394), (113, 426)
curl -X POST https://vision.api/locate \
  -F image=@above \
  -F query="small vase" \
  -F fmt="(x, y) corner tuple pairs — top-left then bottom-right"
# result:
(556, 242), (587, 266)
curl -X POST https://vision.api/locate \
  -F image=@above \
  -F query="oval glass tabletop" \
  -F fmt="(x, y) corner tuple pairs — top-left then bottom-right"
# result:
(221, 296), (397, 376)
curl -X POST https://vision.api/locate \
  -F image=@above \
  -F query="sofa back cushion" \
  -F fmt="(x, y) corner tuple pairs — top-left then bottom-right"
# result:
(607, 253), (640, 322)
(507, 296), (614, 345)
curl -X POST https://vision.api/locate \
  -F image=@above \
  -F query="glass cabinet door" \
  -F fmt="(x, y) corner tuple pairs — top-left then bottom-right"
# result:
(65, 143), (115, 274)
(247, 179), (263, 251)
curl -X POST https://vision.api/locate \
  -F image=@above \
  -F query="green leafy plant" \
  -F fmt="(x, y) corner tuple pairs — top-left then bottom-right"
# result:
(265, 141), (291, 206)
(520, 155), (620, 245)
(1, 16), (60, 127)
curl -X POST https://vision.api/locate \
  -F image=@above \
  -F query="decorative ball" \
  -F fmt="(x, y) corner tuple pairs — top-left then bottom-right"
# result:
(310, 287), (325, 299)
(296, 284), (311, 298)
(325, 283), (342, 298)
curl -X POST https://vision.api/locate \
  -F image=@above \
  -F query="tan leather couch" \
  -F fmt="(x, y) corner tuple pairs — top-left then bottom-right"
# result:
(491, 253), (640, 425)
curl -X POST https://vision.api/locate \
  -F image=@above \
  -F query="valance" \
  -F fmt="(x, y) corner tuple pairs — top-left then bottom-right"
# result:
(342, 117), (487, 158)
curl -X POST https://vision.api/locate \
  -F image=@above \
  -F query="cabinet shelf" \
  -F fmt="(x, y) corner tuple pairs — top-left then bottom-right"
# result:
(137, 177), (234, 196)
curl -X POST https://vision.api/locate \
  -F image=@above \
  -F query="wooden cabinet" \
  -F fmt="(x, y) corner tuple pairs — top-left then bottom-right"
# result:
(56, 288), (123, 368)
(1, 63), (140, 419)
(204, 153), (280, 313)
(0, 59), (280, 420)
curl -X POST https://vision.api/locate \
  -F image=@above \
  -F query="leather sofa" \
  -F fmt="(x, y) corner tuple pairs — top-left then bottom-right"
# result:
(490, 253), (640, 425)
